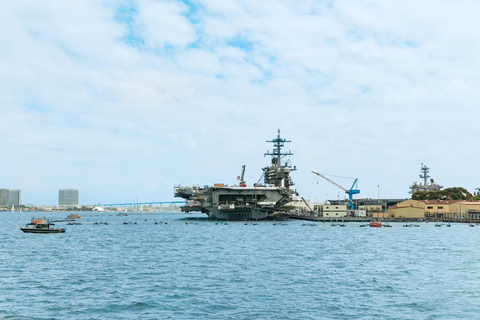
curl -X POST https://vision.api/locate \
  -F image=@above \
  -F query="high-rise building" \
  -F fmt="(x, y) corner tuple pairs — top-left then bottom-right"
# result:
(8, 189), (22, 207)
(0, 189), (22, 207)
(0, 189), (9, 207)
(58, 189), (79, 209)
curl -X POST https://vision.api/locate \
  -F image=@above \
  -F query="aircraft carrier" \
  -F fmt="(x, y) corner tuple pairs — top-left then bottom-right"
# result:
(174, 130), (298, 220)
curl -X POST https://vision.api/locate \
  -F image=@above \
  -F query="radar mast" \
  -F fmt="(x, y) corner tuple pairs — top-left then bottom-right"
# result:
(263, 129), (296, 188)
(410, 162), (443, 194)
(419, 162), (431, 187)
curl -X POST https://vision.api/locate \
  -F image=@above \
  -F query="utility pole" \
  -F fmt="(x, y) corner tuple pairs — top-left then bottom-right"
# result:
(377, 185), (380, 206)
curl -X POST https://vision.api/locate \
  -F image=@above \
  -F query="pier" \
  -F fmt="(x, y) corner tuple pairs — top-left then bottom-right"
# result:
(289, 214), (480, 224)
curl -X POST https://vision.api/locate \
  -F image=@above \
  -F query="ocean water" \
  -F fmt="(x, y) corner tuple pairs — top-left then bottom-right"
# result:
(1, 212), (480, 320)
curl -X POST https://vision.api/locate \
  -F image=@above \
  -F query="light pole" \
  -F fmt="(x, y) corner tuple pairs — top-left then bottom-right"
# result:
(378, 185), (380, 206)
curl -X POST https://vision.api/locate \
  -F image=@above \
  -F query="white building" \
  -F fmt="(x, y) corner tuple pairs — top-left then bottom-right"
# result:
(354, 210), (367, 217)
(319, 204), (348, 218)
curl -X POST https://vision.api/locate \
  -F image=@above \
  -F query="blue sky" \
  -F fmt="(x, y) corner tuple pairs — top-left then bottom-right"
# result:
(1, 0), (480, 206)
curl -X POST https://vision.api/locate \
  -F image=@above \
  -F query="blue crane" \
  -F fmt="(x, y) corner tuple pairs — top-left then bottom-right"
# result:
(312, 171), (360, 210)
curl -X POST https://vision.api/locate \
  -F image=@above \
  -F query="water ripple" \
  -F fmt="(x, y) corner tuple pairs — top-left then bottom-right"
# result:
(2, 213), (480, 319)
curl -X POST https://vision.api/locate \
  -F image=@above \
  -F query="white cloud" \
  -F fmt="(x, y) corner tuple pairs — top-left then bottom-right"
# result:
(1, 0), (480, 205)
(136, 0), (196, 48)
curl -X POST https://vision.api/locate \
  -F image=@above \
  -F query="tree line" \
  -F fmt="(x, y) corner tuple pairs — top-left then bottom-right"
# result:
(412, 187), (480, 201)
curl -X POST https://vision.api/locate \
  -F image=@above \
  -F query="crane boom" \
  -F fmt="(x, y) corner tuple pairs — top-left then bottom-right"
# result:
(312, 170), (360, 210)
(312, 171), (348, 193)
(239, 165), (246, 187)
(301, 197), (313, 212)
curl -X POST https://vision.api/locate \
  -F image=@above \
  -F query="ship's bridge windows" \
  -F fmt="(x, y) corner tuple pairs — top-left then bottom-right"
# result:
(427, 206), (433, 209)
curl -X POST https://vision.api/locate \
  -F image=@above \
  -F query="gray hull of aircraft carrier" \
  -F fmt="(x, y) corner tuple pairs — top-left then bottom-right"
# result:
(175, 186), (293, 220)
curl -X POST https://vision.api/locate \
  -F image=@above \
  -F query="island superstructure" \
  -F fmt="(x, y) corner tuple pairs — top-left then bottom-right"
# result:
(410, 162), (443, 194)
(174, 130), (298, 220)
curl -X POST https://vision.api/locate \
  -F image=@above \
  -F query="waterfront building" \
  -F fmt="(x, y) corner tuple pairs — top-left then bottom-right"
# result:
(359, 205), (382, 216)
(388, 199), (480, 220)
(353, 209), (367, 217)
(330, 198), (405, 214)
(319, 204), (348, 218)
(58, 189), (79, 209)
(447, 201), (480, 220)
(387, 200), (426, 218)
(0, 189), (22, 208)
(423, 200), (461, 219)
(371, 211), (390, 218)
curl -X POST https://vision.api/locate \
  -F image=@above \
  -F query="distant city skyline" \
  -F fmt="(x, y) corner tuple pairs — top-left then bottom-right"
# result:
(0, 189), (22, 207)
(2, 1), (480, 206)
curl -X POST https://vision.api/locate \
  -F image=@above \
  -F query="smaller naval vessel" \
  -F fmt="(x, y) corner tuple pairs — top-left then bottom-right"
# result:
(174, 130), (298, 220)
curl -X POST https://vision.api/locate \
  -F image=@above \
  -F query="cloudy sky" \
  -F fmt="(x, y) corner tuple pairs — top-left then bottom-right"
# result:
(2, 0), (480, 206)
